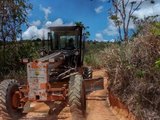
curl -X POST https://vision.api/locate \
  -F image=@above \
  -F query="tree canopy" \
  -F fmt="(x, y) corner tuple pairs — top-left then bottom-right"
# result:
(0, 0), (32, 42)
(109, 0), (156, 41)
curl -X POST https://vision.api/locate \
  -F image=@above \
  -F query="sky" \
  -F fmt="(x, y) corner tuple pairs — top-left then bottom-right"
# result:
(22, 0), (160, 41)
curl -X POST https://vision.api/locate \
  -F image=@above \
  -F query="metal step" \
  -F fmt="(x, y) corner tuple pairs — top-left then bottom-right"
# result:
(86, 96), (106, 101)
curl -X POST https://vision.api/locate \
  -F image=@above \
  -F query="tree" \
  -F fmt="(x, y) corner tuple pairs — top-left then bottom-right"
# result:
(0, 0), (32, 74)
(109, 0), (156, 41)
(0, 0), (32, 41)
(109, 0), (144, 41)
(132, 15), (160, 37)
(75, 21), (90, 39)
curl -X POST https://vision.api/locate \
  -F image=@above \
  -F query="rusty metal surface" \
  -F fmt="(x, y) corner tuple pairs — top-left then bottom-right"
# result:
(27, 62), (48, 101)
(38, 52), (62, 62)
(12, 92), (21, 108)
(49, 26), (82, 32)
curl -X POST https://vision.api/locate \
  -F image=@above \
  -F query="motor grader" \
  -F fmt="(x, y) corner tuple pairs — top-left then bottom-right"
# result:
(0, 26), (103, 120)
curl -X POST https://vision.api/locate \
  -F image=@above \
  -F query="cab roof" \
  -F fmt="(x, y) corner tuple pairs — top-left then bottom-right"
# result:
(48, 26), (82, 32)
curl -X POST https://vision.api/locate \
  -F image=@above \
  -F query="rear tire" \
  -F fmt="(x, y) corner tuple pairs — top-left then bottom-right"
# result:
(83, 67), (92, 79)
(69, 74), (86, 120)
(0, 79), (23, 120)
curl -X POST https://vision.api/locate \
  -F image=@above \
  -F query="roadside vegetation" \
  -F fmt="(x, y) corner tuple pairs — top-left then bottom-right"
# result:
(85, 21), (160, 119)
(0, 40), (40, 81)
(84, 41), (111, 68)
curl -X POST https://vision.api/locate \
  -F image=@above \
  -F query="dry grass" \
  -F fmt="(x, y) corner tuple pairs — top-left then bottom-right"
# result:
(98, 35), (160, 120)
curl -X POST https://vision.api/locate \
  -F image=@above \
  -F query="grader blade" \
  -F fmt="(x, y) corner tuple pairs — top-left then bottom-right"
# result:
(83, 77), (104, 93)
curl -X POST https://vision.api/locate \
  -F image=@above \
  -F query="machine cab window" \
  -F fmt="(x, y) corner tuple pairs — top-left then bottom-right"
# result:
(48, 26), (82, 51)
(59, 36), (76, 50)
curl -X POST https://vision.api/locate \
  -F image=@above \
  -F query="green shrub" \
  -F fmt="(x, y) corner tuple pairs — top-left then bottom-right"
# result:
(0, 40), (40, 80)
(155, 59), (160, 69)
(84, 41), (113, 68)
(84, 53), (102, 69)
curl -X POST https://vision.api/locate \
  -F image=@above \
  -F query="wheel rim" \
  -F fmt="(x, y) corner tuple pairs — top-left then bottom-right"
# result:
(12, 92), (20, 109)
(7, 84), (21, 113)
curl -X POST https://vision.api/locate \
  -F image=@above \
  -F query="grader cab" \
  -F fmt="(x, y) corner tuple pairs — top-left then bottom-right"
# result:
(0, 26), (104, 120)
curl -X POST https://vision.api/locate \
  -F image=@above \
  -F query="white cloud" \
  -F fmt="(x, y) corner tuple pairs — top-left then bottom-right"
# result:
(22, 26), (49, 40)
(31, 20), (41, 26)
(95, 33), (106, 41)
(22, 18), (74, 40)
(109, 39), (116, 42)
(103, 19), (118, 36)
(95, 33), (115, 42)
(125, 1), (160, 29)
(94, 18), (118, 41)
(104, 1), (158, 35)
(40, 5), (52, 20)
(95, 6), (103, 14)
(133, 2), (160, 19)
(45, 18), (63, 27)
(95, 1), (160, 41)
(45, 18), (74, 28)
(118, 0), (160, 20)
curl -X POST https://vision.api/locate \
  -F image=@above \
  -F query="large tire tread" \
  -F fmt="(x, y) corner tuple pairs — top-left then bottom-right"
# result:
(0, 79), (22, 120)
(83, 67), (93, 79)
(69, 74), (86, 120)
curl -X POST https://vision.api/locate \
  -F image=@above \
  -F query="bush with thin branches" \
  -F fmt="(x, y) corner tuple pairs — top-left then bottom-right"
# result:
(99, 34), (160, 119)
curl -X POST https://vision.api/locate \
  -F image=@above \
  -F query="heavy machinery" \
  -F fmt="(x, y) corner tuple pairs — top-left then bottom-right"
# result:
(0, 26), (103, 120)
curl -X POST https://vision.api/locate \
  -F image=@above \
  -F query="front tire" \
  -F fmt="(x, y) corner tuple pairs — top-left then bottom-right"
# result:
(0, 79), (23, 120)
(69, 74), (86, 120)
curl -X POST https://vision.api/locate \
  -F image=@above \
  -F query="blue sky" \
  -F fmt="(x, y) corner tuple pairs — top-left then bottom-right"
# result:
(23, 0), (115, 41)
(22, 0), (160, 41)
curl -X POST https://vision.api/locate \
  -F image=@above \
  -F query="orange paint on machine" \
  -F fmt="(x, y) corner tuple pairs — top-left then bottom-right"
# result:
(40, 83), (47, 89)
(31, 61), (39, 69)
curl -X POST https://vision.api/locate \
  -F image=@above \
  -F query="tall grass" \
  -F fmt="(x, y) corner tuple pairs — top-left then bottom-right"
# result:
(84, 41), (112, 68)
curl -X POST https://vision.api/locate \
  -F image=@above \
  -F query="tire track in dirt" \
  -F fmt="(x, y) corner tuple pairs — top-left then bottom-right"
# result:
(86, 70), (118, 120)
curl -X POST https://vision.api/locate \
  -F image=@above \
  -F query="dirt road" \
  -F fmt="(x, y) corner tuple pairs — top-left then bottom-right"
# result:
(86, 90), (118, 120)
(19, 69), (119, 120)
